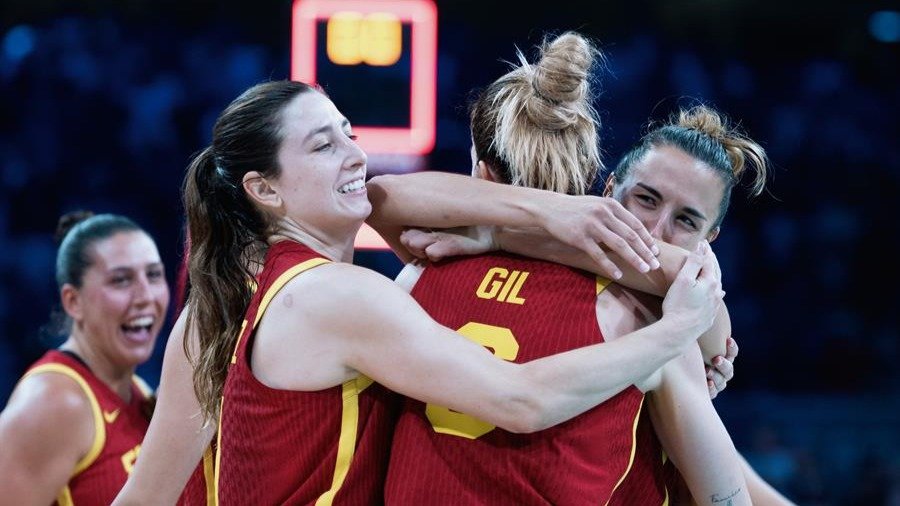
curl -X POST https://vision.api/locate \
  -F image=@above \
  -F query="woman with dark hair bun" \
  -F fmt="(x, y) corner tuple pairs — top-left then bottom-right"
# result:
(0, 210), (170, 505)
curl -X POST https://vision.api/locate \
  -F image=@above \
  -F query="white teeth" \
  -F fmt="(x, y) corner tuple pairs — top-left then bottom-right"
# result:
(126, 316), (154, 327)
(338, 179), (365, 194)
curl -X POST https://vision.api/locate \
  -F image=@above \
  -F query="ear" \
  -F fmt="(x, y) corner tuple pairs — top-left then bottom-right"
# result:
(60, 284), (82, 322)
(476, 161), (500, 183)
(243, 171), (281, 210)
(602, 173), (616, 198)
(706, 226), (720, 243)
(475, 161), (493, 182)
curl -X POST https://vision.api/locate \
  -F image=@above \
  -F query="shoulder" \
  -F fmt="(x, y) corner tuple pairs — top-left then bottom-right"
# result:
(281, 261), (404, 307)
(595, 283), (660, 341)
(0, 369), (95, 453)
(269, 261), (426, 334)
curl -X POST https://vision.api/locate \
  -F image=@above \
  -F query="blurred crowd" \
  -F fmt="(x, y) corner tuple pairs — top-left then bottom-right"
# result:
(1, 3), (898, 503)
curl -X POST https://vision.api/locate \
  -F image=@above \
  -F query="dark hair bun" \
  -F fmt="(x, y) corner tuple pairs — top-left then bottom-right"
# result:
(54, 210), (95, 246)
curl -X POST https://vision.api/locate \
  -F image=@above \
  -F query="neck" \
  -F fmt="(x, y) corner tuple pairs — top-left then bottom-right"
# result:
(269, 217), (357, 263)
(60, 334), (134, 402)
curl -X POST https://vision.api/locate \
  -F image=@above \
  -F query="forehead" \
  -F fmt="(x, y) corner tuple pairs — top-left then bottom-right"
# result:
(626, 145), (725, 213)
(88, 231), (161, 270)
(279, 91), (345, 141)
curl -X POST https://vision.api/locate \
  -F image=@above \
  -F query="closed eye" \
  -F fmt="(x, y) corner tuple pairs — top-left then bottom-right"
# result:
(635, 194), (656, 207)
(678, 215), (698, 230)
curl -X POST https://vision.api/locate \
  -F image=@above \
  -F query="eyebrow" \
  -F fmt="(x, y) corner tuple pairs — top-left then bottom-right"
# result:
(635, 183), (708, 222)
(107, 262), (164, 274)
(304, 118), (351, 142)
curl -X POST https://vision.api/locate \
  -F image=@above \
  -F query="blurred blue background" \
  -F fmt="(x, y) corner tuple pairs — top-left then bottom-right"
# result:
(1, 0), (898, 503)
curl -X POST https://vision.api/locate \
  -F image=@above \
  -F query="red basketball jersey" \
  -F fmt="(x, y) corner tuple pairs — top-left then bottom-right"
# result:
(385, 253), (648, 505)
(176, 443), (216, 506)
(24, 350), (152, 505)
(216, 240), (399, 505)
(606, 403), (686, 505)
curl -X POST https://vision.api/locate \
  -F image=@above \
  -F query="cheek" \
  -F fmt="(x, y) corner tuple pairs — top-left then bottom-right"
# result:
(154, 285), (171, 307)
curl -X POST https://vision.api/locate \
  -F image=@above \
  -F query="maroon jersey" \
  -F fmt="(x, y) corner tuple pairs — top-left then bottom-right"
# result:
(216, 240), (398, 505)
(385, 253), (648, 505)
(176, 443), (215, 506)
(23, 350), (152, 505)
(606, 404), (684, 505)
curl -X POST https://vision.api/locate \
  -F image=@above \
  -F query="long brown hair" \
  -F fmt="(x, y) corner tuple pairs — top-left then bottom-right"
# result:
(182, 80), (317, 422)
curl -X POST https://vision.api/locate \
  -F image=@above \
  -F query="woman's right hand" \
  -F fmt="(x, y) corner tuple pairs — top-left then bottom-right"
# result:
(536, 194), (660, 280)
(399, 226), (497, 262)
(661, 240), (725, 343)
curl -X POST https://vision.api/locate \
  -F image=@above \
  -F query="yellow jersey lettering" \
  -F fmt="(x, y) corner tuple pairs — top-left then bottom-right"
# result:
(506, 271), (528, 305)
(476, 267), (528, 304)
(121, 444), (141, 474)
(475, 267), (508, 299)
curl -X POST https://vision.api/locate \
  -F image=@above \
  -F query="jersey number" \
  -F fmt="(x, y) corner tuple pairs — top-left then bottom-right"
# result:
(121, 444), (141, 474)
(425, 322), (520, 439)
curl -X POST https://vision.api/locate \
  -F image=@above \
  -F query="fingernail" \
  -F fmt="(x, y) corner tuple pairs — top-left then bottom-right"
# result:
(650, 258), (660, 270)
(639, 262), (650, 273)
(652, 244), (660, 256)
(613, 270), (623, 280)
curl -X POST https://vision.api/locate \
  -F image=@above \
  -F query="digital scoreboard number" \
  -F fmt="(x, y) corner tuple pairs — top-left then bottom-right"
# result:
(291, 0), (438, 249)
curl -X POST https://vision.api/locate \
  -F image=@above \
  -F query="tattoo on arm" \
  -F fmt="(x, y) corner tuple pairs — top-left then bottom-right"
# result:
(710, 488), (742, 504)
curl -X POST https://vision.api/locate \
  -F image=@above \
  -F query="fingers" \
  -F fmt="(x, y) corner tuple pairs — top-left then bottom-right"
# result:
(675, 241), (706, 285)
(423, 235), (466, 262)
(707, 379), (718, 400)
(594, 206), (660, 273)
(725, 337), (739, 362)
(706, 365), (728, 397)
(711, 354), (735, 382)
(593, 224), (654, 275)
(578, 240), (623, 280)
(400, 229), (435, 259)
(607, 199), (660, 257)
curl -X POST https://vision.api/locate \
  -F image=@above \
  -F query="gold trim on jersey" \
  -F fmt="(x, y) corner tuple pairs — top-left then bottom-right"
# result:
(604, 394), (645, 505)
(132, 374), (153, 399)
(214, 396), (224, 506)
(57, 485), (74, 506)
(596, 276), (612, 295)
(216, 255), (331, 504)
(254, 257), (331, 327)
(203, 443), (216, 506)
(23, 363), (105, 476)
(315, 375), (372, 506)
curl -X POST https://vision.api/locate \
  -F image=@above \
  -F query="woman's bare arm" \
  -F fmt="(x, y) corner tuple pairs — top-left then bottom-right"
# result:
(366, 171), (660, 280)
(647, 347), (750, 505)
(113, 308), (215, 505)
(258, 248), (720, 434)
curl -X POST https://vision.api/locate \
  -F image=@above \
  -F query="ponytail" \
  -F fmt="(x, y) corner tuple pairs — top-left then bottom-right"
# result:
(181, 80), (314, 423)
(183, 147), (267, 423)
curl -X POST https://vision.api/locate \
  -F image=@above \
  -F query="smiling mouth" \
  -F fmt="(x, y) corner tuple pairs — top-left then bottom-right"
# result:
(121, 315), (154, 334)
(337, 179), (366, 194)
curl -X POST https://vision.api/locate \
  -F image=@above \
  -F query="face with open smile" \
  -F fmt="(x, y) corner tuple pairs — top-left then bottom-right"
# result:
(270, 91), (370, 239)
(65, 230), (170, 369)
(611, 144), (726, 250)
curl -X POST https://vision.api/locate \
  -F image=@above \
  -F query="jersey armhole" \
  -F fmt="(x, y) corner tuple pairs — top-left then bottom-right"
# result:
(23, 364), (106, 476)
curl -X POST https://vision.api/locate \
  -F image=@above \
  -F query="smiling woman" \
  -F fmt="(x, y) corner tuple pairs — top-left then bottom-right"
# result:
(0, 210), (170, 505)
(112, 79), (722, 505)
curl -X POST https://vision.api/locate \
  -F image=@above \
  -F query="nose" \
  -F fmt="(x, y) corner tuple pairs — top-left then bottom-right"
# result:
(645, 217), (670, 243)
(344, 136), (367, 171)
(132, 275), (153, 307)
